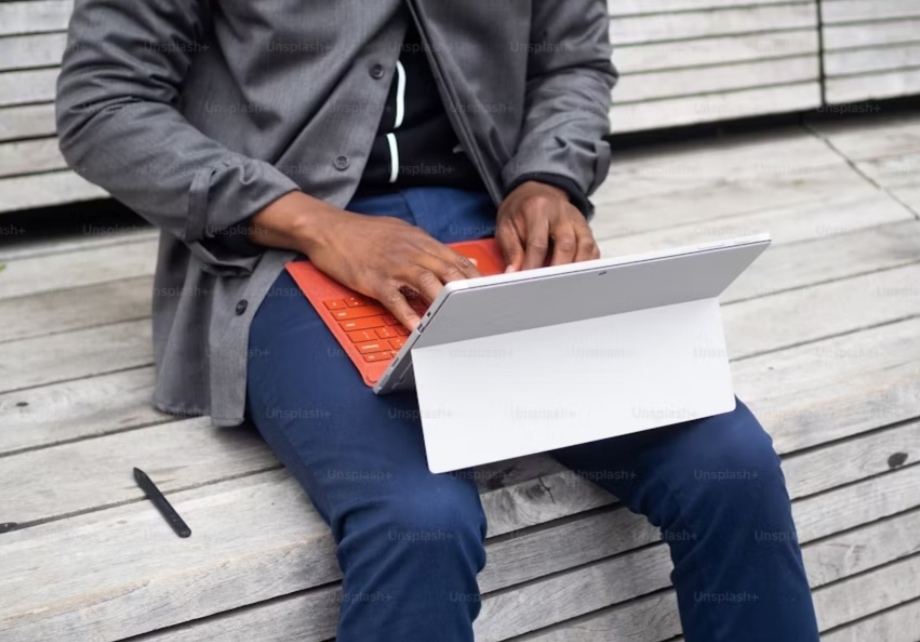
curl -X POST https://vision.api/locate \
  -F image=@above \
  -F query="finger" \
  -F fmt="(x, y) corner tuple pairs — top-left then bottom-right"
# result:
(549, 220), (578, 266)
(405, 246), (481, 294)
(377, 284), (422, 331)
(573, 222), (601, 262)
(496, 221), (525, 273)
(445, 249), (483, 280)
(403, 266), (446, 305)
(407, 234), (483, 281)
(522, 214), (551, 270)
(425, 245), (482, 281)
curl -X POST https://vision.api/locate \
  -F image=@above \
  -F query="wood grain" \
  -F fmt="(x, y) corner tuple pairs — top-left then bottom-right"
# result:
(0, 103), (56, 142)
(0, 366), (167, 455)
(0, 170), (107, 212)
(614, 31), (818, 73)
(0, 319), (152, 393)
(0, 68), (58, 107)
(610, 83), (822, 133)
(0, 1), (74, 37)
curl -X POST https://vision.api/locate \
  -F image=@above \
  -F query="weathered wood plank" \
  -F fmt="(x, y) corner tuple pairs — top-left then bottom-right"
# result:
(855, 151), (920, 190)
(477, 545), (673, 642)
(815, 553), (920, 631)
(724, 219), (920, 302)
(724, 262), (920, 359)
(593, 171), (870, 241)
(596, 189), (911, 260)
(0, 275), (151, 343)
(803, 507), (920, 588)
(614, 30), (818, 73)
(821, 0), (920, 24)
(0, 1), (74, 37)
(743, 328), (920, 455)
(0, 33), (68, 72)
(781, 420), (920, 500)
(0, 319), (152, 393)
(607, 0), (802, 17)
(794, 464), (920, 544)
(0, 238), (157, 301)
(0, 68), (58, 107)
(513, 590), (680, 642)
(615, 56), (819, 104)
(0, 228), (157, 263)
(0, 103), (56, 142)
(825, 42), (920, 77)
(806, 111), (920, 161)
(0, 170), (107, 212)
(0, 418), (282, 526)
(826, 68), (920, 105)
(510, 590), (681, 642)
(892, 185), (920, 217)
(822, 596), (920, 642)
(610, 82), (822, 133)
(824, 18), (920, 50)
(596, 130), (845, 207)
(736, 314), (920, 408)
(610, 5), (818, 47)
(0, 137), (66, 177)
(0, 366), (167, 456)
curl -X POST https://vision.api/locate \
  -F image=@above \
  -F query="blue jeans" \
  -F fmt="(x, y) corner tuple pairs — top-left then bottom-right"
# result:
(246, 187), (819, 642)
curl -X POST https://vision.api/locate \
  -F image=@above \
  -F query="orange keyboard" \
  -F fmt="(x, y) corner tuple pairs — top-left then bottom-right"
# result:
(286, 238), (506, 387)
(323, 295), (425, 363)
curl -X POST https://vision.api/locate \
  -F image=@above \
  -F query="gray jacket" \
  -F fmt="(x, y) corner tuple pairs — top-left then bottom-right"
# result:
(56, 0), (617, 425)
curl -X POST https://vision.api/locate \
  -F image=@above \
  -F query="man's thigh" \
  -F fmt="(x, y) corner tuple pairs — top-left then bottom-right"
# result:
(246, 269), (481, 538)
(551, 398), (785, 518)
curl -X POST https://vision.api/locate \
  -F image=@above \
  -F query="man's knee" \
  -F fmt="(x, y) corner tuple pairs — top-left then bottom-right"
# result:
(675, 399), (793, 528)
(342, 475), (487, 571)
(383, 478), (486, 545)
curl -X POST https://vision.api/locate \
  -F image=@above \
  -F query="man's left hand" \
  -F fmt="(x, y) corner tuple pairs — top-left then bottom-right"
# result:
(496, 180), (600, 272)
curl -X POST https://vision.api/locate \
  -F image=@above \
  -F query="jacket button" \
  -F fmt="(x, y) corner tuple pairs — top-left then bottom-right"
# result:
(235, 300), (248, 315)
(333, 155), (350, 170)
(370, 64), (385, 79)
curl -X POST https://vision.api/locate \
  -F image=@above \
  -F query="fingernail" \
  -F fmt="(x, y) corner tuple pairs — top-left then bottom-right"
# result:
(505, 265), (517, 273)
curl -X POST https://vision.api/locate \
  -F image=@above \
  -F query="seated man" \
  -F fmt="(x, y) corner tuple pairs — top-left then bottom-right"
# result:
(56, 0), (820, 640)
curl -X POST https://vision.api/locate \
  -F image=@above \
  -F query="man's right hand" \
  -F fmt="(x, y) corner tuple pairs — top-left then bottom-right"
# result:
(250, 191), (482, 330)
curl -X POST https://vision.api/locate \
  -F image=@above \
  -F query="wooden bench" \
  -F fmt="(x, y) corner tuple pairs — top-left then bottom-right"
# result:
(2, 114), (920, 640)
(821, 0), (920, 104)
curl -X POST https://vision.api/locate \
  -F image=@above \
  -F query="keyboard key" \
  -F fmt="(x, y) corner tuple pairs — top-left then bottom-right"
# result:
(339, 316), (388, 331)
(345, 296), (368, 307)
(323, 299), (347, 310)
(347, 329), (376, 343)
(332, 305), (387, 320)
(389, 337), (406, 349)
(394, 326), (410, 336)
(382, 314), (398, 325)
(356, 340), (391, 354)
(363, 351), (393, 363)
(375, 326), (396, 339)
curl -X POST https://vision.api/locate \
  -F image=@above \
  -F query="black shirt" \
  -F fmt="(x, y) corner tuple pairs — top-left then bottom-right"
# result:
(356, 21), (484, 194)
(356, 18), (591, 218)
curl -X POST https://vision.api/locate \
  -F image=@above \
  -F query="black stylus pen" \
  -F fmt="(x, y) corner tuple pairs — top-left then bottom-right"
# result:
(133, 467), (192, 538)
